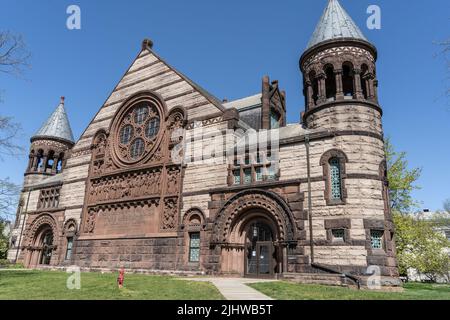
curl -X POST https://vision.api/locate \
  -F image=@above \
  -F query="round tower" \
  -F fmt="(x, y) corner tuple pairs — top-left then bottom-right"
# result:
(300, 0), (381, 135)
(300, 0), (398, 280)
(25, 97), (75, 184)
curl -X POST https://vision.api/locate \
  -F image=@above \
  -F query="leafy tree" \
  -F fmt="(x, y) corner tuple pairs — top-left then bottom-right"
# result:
(385, 138), (422, 212)
(393, 212), (450, 282)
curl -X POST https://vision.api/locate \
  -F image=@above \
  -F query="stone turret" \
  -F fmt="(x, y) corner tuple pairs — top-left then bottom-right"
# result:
(25, 97), (74, 184)
(300, 0), (398, 279)
(300, 0), (380, 134)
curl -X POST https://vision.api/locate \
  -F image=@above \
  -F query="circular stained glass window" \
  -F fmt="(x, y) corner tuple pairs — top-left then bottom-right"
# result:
(119, 125), (133, 145)
(145, 117), (160, 139)
(113, 98), (164, 163)
(130, 138), (145, 159)
(134, 105), (149, 124)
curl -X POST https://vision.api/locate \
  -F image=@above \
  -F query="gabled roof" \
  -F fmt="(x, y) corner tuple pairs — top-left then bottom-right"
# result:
(32, 97), (74, 143)
(144, 43), (225, 113)
(307, 0), (368, 49)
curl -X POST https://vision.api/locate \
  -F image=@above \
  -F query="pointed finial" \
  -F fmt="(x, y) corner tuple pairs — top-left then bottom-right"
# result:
(142, 38), (154, 50)
(60, 96), (65, 105)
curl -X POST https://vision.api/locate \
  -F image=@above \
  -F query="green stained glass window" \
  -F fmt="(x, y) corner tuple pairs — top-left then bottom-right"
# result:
(233, 170), (241, 185)
(244, 168), (252, 184)
(371, 230), (384, 249)
(255, 167), (263, 181)
(189, 233), (200, 262)
(65, 237), (73, 260)
(332, 229), (345, 241)
(329, 158), (342, 200)
(267, 165), (276, 180)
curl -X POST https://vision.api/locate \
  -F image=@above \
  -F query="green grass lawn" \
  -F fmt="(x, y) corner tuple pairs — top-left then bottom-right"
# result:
(0, 270), (224, 300)
(248, 281), (450, 300)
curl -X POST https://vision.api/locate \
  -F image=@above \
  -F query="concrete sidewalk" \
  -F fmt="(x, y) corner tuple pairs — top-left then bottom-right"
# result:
(179, 277), (276, 300)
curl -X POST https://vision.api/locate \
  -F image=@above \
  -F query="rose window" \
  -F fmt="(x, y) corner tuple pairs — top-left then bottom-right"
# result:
(114, 100), (162, 163)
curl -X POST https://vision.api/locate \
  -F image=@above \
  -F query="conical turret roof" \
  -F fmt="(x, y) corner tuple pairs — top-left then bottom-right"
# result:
(307, 0), (368, 49)
(32, 97), (75, 143)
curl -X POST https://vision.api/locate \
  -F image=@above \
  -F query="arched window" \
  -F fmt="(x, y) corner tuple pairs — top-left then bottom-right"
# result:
(56, 153), (64, 173)
(342, 63), (354, 98)
(361, 64), (369, 99)
(183, 209), (205, 264)
(320, 149), (348, 205)
(380, 161), (390, 218)
(46, 150), (55, 173)
(329, 158), (342, 200)
(36, 149), (44, 171)
(324, 65), (336, 100)
(39, 229), (54, 265)
(309, 71), (319, 105)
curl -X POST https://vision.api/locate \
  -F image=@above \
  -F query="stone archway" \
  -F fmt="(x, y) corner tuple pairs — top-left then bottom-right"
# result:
(23, 214), (58, 268)
(212, 189), (297, 277)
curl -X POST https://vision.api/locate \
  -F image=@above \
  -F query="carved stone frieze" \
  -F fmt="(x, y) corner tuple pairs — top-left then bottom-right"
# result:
(88, 168), (162, 204)
(161, 197), (178, 231)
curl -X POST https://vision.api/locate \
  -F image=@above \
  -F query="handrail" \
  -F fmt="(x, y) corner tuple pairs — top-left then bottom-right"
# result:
(311, 262), (361, 290)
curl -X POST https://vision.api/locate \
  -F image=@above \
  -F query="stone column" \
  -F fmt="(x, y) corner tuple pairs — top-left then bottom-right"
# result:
(41, 153), (48, 173)
(305, 80), (314, 109)
(27, 155), (35, 172)
(353, 69), (364, 99)
(32, 155), (39, 171)
(373, 79), (379, 102)
(365, 75), (374, 101)
(51, 155), (59, 174)
(334, 69), (344, 100)
(317, 73), (326, 104)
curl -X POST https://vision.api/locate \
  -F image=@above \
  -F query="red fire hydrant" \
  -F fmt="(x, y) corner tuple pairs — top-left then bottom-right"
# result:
(117, 268), (125, 289)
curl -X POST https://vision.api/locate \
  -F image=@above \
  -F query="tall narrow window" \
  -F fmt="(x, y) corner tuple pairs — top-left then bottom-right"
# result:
(309, 71), (318, 105)
(361, 64), (369, 99)
(325, 66), (336, 100)
(255, 167), (263, 182)
(370, 230), (384, 249)
(342, 64), (354, 97)
(233, 170), (241, 185)
(65, 237), (73, 260)
(189, 233), (200, 262)
(329, 158), (342, 200)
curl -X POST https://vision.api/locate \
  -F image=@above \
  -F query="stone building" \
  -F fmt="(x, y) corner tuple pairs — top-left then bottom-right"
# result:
(8, 0), (399, 286)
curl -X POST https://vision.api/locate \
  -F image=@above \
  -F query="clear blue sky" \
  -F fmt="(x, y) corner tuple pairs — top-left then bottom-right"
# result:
(0, 0), (449, 211)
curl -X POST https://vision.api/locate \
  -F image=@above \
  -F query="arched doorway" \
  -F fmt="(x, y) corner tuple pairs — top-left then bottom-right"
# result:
(212, 190), (298, 278)
(25, 223), (57, 267)
(245, 220), (276, 277)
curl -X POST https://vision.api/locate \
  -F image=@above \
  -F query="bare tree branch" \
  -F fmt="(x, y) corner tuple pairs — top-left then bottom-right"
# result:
(0, 116), (23, 158)
(0, 178), (20, 221)
(0, 31), (30, 76)
(0, 31), (30, 221)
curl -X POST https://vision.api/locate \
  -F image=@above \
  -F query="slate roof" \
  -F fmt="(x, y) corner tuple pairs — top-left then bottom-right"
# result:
(33, 97), (75, 143)
(223, 94), (262, 110)
(307, 0), (368, 49)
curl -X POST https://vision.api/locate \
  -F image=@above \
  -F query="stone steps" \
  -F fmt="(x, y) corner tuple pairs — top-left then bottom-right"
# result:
(281, 272), (350, 287)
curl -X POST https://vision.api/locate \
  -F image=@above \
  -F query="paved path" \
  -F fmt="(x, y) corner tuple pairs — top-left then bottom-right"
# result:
(179, 277), (276, 300)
